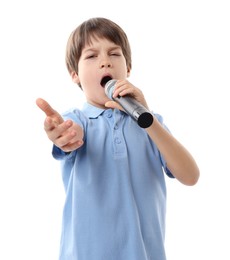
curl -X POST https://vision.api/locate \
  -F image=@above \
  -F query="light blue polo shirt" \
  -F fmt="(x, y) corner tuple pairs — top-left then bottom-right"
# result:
(53, 103), (173, 260)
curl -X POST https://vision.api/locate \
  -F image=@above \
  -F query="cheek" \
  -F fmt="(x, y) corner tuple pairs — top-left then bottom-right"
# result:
(78, 60), (96, 78)
(79, 73), (98, 94)
(77, 67), (89, 85)
(120, 58), (130, 76)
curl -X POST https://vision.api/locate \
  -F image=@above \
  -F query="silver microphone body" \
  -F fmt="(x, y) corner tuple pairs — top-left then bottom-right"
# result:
(105, 79), (154, 128)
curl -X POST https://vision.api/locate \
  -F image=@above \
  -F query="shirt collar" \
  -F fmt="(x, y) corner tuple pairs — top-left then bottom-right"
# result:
(82, 102), (107, 119)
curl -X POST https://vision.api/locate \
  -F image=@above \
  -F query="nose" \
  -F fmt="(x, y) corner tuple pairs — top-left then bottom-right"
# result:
(100, 56), (112, 68)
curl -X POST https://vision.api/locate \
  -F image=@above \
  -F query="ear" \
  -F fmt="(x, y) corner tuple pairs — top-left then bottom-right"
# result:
(127, 67), (131, 77)
(71, 71), (80, 84)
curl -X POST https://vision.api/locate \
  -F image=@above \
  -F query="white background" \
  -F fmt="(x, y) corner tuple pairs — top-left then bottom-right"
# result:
(0, 0), (229, 259)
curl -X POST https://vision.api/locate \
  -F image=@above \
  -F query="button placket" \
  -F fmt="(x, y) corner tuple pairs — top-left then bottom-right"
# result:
(112, 110), (127, 158)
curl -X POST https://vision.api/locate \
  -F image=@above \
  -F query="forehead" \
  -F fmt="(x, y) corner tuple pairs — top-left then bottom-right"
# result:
(82, 36), (121, 51)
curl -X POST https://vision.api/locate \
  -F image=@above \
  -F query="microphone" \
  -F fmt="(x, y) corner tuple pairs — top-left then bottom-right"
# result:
(105, 79), (154, 128)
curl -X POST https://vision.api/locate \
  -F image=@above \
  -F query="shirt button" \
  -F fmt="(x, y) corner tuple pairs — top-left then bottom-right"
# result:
(114, 137), (121, 144)
(114, 124), (118, 130)
(107, 113), (112, 118)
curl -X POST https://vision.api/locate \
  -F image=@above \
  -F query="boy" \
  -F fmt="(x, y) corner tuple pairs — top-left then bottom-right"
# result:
(36, 17), (199, 260)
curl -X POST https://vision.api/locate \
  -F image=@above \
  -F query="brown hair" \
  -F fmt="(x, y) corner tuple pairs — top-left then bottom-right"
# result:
(65, 17), (132, 77)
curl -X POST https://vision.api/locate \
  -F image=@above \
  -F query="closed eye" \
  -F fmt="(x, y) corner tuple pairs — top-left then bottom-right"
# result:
(110, 53), (120, 56)
(86, 54), (97, 59)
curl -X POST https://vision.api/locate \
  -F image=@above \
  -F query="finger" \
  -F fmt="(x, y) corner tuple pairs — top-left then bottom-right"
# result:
(36, 98), (59, 117)
(55, 129), (83, 149)
(46, 120), (73, 139)
(44, 117), (59, 131)
(112, 81), (132, 98)
(61, 140), (84, 152)
(114, 82), (141, 100)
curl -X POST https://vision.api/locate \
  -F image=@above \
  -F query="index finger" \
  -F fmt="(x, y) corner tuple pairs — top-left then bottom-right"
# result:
(36, 98), (58, 117)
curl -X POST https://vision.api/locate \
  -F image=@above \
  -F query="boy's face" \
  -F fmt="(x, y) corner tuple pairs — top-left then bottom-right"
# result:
(72, 37), (130, 109)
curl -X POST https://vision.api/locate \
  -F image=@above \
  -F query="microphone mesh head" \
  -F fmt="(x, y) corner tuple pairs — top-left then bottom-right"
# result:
(138, 112), (154, 128)
(105, 79), (117, 99)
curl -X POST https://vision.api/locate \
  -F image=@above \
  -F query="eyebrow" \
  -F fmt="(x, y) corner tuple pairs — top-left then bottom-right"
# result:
(83, 46), (122, 54)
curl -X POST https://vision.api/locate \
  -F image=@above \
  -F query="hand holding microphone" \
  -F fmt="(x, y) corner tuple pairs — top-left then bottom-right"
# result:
(105, 79), (154, 128)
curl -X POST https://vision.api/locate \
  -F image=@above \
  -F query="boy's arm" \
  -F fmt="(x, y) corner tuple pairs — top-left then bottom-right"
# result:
(36, 98), (84, 152)
(146, 118), (200, 186)
(105, 80), (199, 185)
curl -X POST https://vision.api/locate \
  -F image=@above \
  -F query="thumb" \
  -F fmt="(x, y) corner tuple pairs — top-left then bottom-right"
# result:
(105, 100), (124, 111)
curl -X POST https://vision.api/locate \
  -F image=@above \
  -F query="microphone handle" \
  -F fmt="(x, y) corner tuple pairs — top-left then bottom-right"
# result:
(112, 95), (154, 128)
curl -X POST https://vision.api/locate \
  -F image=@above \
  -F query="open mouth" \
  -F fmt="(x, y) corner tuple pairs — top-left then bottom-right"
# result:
(100, 76), (112, 87)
